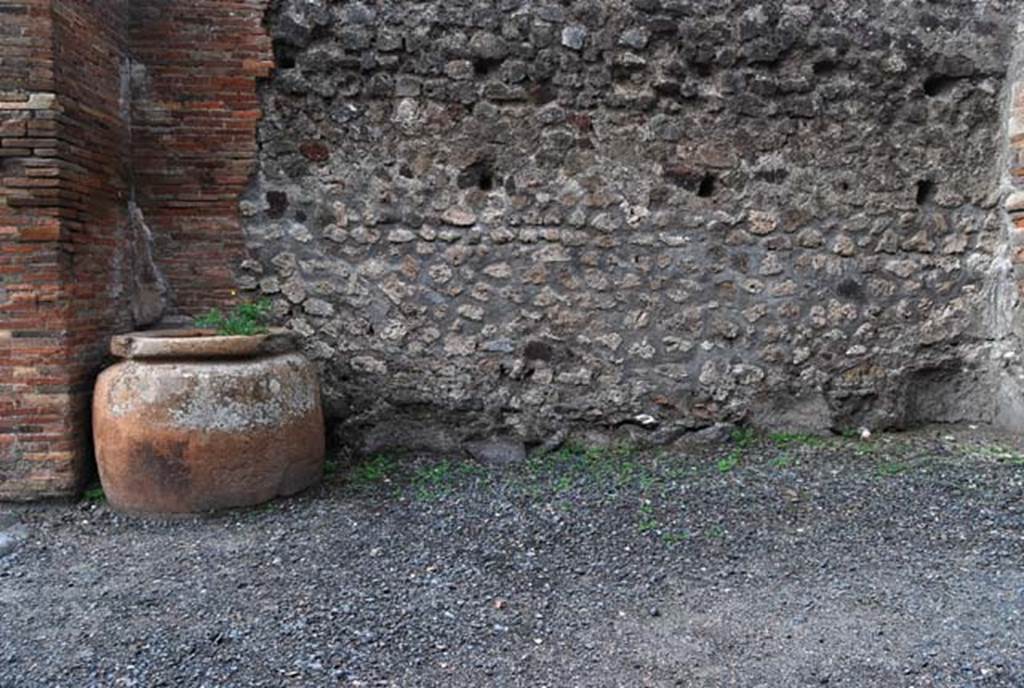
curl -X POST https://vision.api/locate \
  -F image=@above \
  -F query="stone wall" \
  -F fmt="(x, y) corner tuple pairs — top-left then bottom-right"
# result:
(2, 0), (1024, 499)
(246, 0), (1024, 454)
(993, 20), (1024, 427)
(1005, 28), (1024, 292)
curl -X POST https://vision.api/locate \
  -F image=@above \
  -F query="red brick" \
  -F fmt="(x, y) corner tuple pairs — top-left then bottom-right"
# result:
(18, 224), (62, 241)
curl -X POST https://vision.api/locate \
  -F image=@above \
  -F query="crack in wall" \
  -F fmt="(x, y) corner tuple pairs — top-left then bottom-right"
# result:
(111, 55), (169, 329)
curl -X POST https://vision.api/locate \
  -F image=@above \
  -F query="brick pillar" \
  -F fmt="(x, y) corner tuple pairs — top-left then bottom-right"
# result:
(1, 0), (132, 499)
(1, 0), (272, 500)
(0, 1), (72, 498)
(0, 88), (74, 498)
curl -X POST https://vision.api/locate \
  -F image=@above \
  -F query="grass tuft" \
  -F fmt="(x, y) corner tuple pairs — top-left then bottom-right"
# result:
(716, 451), (741, 473)
(730, 427), (758, 448)
(350, 454), (397, 486)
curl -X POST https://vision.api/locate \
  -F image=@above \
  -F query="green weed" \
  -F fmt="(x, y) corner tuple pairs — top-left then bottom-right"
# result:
(552, 474), (574, 493)
(730, 427), (758, 448)
(194, 298), (271, 336)
(662, 530), (690, 545)
(82, 486), (105, 503)
(412, 460), (484, 500)
(853, 442), (881, 458)
(706, 525), (727, 540)
(350, 454), (397, 486)
(977, 444), (1024, 465)
(637, 502), (658, 534)
(323, 457), (340, 478)
(412, 460), (454, 500)
(253, 500), (280, 514)
(615, 460), (639, 486)
(716, 450), (741, 473)
(526, 440), (652, 492)
(663, 464), (692, 482)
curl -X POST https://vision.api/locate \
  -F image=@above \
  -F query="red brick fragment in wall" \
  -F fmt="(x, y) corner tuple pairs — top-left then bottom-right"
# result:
(299, 142), (331, 163)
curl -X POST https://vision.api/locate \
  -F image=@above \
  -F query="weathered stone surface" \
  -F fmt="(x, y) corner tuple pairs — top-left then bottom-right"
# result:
(561, 25), (587, 51)
(466, 438), (527, 466)
(749, 393), (833, 436)
(0, 522), (27, 559)
(246, 0), (1024, 452)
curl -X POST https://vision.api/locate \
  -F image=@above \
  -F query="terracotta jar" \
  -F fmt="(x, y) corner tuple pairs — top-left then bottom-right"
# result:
(93, 328), (325, 514)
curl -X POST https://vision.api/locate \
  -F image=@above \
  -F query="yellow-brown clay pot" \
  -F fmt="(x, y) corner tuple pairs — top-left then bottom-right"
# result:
(93, 328), (325, 514)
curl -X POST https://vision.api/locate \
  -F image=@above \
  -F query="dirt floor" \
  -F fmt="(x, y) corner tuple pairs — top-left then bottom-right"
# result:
(1, 426), (1023, 687)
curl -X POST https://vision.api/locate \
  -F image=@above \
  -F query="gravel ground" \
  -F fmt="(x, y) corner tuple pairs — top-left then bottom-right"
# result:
(1, 426), (1024, 687)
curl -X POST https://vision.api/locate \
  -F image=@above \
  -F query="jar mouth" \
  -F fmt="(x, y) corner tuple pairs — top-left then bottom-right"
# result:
(110, 328), (295, 360)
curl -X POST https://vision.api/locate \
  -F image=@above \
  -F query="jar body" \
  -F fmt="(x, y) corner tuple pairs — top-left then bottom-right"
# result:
(93, 350), (325, 514)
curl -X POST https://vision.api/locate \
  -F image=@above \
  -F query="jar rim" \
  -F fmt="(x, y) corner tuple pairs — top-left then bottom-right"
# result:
(110, 328), (295, 360)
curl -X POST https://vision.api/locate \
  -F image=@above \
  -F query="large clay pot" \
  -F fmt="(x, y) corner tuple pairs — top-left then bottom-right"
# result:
(93, 328), (325, 514)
